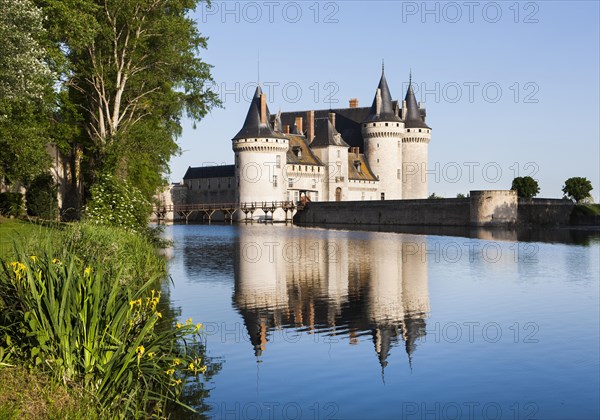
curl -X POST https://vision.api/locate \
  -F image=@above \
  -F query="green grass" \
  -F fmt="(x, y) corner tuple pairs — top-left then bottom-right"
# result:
(574, 203), (600, 216)
(0, 366), (97, 419)
(0, 218), (55, 260)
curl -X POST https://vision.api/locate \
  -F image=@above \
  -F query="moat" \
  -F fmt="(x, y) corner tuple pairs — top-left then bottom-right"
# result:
(164, 224), (600, 419)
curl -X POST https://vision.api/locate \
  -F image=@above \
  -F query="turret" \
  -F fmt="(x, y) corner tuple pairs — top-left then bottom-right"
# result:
(401, 74), (431, 199)
(232, 86), (289, 219)
(361, 67), (404, 200)
(310, 112), (350, 201)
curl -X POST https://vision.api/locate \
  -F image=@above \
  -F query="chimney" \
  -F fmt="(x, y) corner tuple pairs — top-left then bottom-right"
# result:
(295, 116), (303, 134)
(306, 110), (315, 142)
(284, 124), (290, 134)
(352, 147), (360, 156)
(328, 112), (336, 127)
(375, 89), (382, 114)
(349, 98), (359, 108)
(260, 94), (267, 124)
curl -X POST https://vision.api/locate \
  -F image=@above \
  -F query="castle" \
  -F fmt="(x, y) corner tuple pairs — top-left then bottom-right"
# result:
(175, 68), (431, 221)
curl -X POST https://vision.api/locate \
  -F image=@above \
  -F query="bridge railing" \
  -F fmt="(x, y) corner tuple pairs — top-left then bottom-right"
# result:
(152, 201), (300, 213)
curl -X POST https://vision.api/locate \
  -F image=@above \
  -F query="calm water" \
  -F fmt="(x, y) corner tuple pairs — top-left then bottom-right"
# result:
(164, 224), (600, 419)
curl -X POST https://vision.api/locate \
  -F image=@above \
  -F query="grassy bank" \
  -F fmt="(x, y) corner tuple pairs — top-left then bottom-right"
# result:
(0, 218), (206, 418)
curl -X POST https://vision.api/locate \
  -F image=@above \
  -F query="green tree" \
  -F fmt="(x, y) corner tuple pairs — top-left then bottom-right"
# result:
(562, 177), (593, 202)
(511, 176), (540, 199)
(428, 193), (443, 199)
(0, 0), (54, 185)
(38, 0), (220, 204)
(26, 173), (59, 220)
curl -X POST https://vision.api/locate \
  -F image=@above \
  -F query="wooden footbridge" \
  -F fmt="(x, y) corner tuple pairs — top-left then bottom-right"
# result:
(152, 201), (302, 224)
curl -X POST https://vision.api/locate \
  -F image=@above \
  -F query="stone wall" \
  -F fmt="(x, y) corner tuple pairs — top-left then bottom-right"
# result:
(294, 198), (471, 226)
(470, 190), (518, 226)
(294, 192), (580, 228)
(518, 198), (574, 226)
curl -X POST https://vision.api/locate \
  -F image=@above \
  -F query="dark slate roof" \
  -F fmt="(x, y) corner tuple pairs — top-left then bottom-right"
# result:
(280, 108), (369, 151)
(347, 152), (378, 181)
(233, 86), (287, 140)
(364, 70), (402, 123)
(183, 165), (235, 179)
(404, 84), (430, 129)
(286, 135), (323, 166)
(310, 117), (350, 148)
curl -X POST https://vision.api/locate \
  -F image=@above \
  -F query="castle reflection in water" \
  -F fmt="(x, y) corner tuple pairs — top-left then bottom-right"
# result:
(232, 227), (430, 372)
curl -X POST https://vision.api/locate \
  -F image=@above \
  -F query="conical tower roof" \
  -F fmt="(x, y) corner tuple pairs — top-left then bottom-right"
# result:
(364, 68), (402, 123)
(404, 78), (430, 129)
(233, 86), (287, 140)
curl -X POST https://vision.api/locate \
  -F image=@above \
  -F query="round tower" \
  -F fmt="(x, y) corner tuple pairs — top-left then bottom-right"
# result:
(232, 86), (288, 218)
(401, 75), (431, 199)
(361, 68), (404, 200)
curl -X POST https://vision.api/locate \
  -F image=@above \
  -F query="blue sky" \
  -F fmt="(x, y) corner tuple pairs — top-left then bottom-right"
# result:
(170, 0), (599, 199)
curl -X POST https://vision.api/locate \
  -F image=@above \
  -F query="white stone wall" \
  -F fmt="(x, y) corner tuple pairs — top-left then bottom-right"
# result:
(347, 180), (379, 201)
(233, 137), (289, 221)
(470, 190), (518, 226)
(285, 164), (325, 203)
(311, 146), (349, 201)
(362, 122), (404, 200)
(402, 130), (430, 199)
(233, 138), (288, 204)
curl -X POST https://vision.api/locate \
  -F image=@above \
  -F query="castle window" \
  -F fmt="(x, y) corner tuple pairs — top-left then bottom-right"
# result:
(273, 175), (278, 187)
(361, 192), (365, 200)
(377, 143), (379, 148)
(381, 193), (385, 201)
(311, 166), (314, 172)
(235, 154), (239, 168)
(377, 159), (379, 163)
(337, 150), (340, 158)
(397, 169), (401, 179)
(292, 146), (302, 159)
(385, 123), (388, 127)
(288, 178), (293, 187)
(276, 155), (281, 168)
(396, 123), (399, 127)
(419, 129), (422, 132)
(372, 123), (376, 127)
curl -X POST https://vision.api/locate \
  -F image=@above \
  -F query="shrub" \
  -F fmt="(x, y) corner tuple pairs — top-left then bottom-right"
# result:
(26, 174), (58, 220)
(511, 176), (540, 199)
(562, 177), (593, 203)
(85, 173), (151, 233)
(0, 192), (23, 217)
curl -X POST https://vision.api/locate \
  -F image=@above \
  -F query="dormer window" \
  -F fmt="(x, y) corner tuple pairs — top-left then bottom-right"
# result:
(354, 160), (362, 174)
(292, 146), (302, 159)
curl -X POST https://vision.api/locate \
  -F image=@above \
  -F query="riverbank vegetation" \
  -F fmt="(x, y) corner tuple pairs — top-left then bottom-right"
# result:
(0, 218), (211, 418)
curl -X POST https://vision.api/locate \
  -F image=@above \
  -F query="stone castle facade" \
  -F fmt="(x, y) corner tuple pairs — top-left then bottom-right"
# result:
(169, 68), (432, 221)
